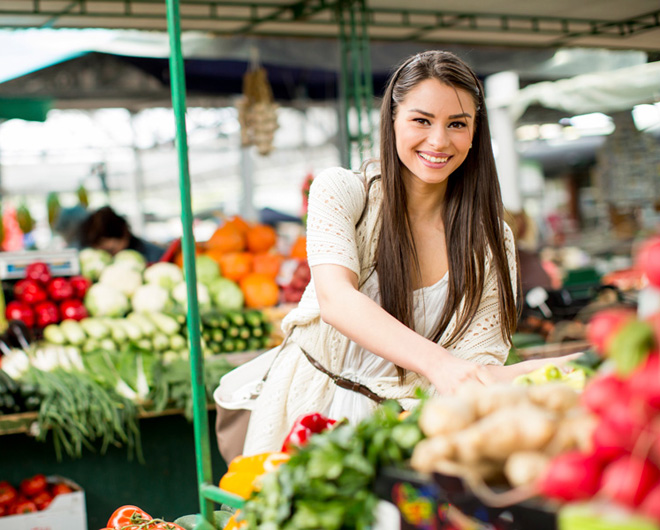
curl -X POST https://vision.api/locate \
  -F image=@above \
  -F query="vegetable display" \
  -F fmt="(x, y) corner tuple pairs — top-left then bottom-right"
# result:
(0, 475), (74, 517)
(237, 400), (423, 530)
(4, 262), (91, 330)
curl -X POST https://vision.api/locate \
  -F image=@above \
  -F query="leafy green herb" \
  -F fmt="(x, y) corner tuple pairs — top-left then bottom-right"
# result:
(241, 400), (424, 529)
(25, 366), (142, 461)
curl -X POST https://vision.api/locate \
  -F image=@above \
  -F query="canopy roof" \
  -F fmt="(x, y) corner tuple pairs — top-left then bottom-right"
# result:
(2, 0), (659, 51)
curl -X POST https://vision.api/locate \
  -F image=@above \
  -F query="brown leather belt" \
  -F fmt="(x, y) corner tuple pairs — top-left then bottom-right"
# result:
(299, 345), (386, 404)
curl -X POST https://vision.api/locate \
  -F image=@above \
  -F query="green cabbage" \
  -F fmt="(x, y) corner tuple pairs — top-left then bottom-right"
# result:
(209, 277), (244, 311)
(144, 262), (184, 291)
(114, 249), (147, 272)
(99, 263), (143, 297)
(85, 283), (130, 317)
(131, 284), (173, 313)
(78, 248), (112, 281)
(192, 255), (220, 286)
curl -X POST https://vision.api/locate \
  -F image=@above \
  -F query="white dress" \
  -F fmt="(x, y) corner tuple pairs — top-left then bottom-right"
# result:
(326, 271), (448, 424)
(241, 166), (517, 455)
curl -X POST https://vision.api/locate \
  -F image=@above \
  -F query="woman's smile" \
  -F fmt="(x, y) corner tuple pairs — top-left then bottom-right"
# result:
(394, 78), (475, 188)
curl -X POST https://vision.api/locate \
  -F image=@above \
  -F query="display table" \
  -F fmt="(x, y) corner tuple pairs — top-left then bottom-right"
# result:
(1, 409), (227, 530)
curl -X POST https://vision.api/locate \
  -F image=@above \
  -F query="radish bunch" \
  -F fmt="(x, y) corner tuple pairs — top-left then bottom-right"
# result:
(539, 239), (660, 523)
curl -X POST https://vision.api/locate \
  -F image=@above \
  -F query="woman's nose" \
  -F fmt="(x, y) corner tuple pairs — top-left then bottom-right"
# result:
(427, 125), (448, 150)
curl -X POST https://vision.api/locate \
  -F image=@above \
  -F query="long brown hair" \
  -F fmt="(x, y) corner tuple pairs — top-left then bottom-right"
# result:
(375, 51), (520, 379)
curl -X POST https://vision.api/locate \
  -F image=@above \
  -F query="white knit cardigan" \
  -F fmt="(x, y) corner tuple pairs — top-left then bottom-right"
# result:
(243, 167), (518, 455)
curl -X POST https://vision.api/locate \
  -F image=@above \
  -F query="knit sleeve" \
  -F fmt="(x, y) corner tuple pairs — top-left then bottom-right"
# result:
(305, 167), (367, 277)
(449, 222), (518, 365)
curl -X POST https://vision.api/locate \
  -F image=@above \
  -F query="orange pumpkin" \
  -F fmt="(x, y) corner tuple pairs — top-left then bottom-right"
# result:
(252, 253), (283, 279)
(240, 273), (280, 308)
(289, 236), (307, 260)
(207, 223), (246, 253)
(218, 252), (253, 282)
(226, 215), (251, 236)
(246, 224), (277, 253)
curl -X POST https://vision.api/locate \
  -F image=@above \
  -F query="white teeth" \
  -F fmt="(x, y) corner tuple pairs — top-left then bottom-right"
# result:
(419, 153), (449, 163)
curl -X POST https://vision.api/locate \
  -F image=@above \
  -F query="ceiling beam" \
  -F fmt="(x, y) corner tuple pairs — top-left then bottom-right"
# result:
(1, 1), (658, 49)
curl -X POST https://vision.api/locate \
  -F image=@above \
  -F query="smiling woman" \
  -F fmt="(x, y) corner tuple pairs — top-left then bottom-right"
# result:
(217, 50), (576, 458)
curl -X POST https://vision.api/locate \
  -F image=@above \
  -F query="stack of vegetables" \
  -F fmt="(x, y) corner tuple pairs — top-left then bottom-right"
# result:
(0, 474), (74, 517)
(4, 262), (91, 330)
(172, 215), (310, 307)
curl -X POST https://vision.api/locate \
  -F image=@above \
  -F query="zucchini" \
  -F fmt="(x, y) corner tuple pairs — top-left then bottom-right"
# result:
(60, 319), (87, 346)
(169, 334), (187, 351)
(244, 310), (264, 328)
(80, 317), (111, 340)
(238, 326), (251, 340)
(226, 310), (245, 327)
(127, 312), (156, 337)
(147, 311), (180, 336)
(117, 319), (143, 341)
(221, 339), (236, 353)
(43, 324), (67, 345)
(234, 339), (247, 352)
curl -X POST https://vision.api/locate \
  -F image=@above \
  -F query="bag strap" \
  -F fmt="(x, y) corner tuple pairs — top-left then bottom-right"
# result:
(298, 343), (385, 404)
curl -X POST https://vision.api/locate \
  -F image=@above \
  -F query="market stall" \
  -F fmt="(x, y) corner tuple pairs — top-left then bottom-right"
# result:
(1, 1), (660, 529)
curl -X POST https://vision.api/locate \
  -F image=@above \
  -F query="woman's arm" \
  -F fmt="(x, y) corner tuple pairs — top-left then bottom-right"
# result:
(312, 263), (491, 393)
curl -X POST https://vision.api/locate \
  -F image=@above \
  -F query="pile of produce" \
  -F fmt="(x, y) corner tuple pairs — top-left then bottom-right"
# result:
(4, 261), (90, 330)
(410, 379), (591, 491)
(0, 474), (74, 517)
(233, 401), (423, 530)
(199, 308), (273, 354)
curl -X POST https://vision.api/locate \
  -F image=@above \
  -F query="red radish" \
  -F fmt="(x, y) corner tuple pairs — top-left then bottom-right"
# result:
(648, 313), (660, 352)
(640, 483), (660, 523)
(601, 456), (660, 507)
(5, 301), (35, 328)
(581, 374), (627, 415)
(629, 353), (660, 409)
(636, 237), (660, 288)
(587, 309), (636, 356)
(537, 451), (603, 502)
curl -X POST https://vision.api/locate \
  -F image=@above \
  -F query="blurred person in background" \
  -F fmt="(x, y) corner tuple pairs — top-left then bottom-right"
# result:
(78, 206), (165, 263)
(54, 205), (89, 248)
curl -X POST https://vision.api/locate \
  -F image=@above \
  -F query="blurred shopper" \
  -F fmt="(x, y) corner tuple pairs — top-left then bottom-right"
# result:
(54, 205), (89, 248)
(222, 51), (575, 456)
(79, 206), (165, 262)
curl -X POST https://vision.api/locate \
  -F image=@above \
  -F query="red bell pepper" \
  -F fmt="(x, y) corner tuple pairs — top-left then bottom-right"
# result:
(14, 279), (48, 305)
(281, 412), (337, 453)
(25, 262), (52, 285)
(46, 277), (74, 302)
(5, 301), (36, 329)
(59, 299), (88, 321)
(34, 301), (60, 328)
(69, 276), (92, 299)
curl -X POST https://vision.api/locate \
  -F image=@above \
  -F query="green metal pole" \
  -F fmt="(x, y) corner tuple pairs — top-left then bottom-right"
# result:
(337, 3), (352, 169)
(164, 1), (216, 528)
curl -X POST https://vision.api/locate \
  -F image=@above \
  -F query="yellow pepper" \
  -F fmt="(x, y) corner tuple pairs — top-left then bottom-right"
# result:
(219, 452), (290, 499)
(223, 510), (246, 530)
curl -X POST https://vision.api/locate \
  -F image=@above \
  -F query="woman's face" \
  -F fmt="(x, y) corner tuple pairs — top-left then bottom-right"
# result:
(393, 78), (476, 187)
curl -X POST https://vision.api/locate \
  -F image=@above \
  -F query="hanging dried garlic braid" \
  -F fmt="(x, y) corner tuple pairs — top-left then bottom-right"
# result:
(237, 67), (279, 156)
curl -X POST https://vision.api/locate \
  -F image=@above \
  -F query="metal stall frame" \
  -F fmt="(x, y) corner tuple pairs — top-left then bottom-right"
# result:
(164, 1), (374, 528)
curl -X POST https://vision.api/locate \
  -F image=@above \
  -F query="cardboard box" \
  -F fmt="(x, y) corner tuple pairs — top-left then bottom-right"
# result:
(0, 476), (87, 530)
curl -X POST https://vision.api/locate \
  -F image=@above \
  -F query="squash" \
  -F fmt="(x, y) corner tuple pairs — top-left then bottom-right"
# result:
(252, 252), (283, 279)
(240, 273), (280, 308)
(218, 252), (253, 282)
(207, 223), (246, 253)
(246, 224), (277, 253)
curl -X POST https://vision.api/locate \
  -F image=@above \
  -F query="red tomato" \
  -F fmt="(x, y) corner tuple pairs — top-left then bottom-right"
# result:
(59, 299), (88, 321)
(25, 262), (52, 285)
(69, 276), (92, 299)
(12, 499), (38, 514)
(0, 481), (17, 506)
(47, 277), (74, 302)
(586, 308), (636, 356)
(636, 237), (660, 288)
(34, 301), (60, 328)
(32, 490), (53, 511)
(107, 505), (152, 528)
(14, 279), (48, 305)
(5, 301), (35, 328)
(20, 474), (48, 497)
(51, 483), (74, 497)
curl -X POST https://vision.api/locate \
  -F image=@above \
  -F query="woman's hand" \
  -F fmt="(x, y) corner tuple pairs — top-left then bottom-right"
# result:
(425, 351), (495, 394)
(477, 353), (583, 385)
